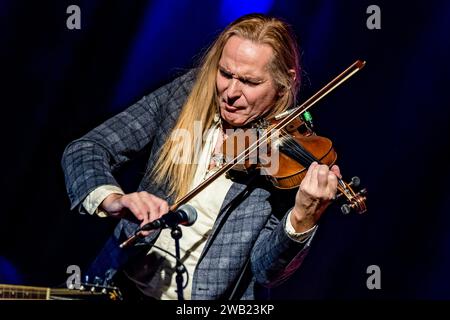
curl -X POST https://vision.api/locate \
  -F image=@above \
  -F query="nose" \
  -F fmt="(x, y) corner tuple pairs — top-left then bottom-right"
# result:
(226, 78), (242, 101)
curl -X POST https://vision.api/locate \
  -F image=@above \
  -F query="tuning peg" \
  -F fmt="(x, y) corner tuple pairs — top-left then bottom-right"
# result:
(350, 176), (360, 187)
(341, 204), (352, 215)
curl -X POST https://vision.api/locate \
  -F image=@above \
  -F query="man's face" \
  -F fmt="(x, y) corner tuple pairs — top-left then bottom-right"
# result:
(216, 36), (280, 127)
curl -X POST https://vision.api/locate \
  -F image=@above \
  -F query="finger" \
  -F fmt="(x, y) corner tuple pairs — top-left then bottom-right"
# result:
(330, 165), (342, 179)
(148, 193), (170, 218)
(141, 205), (158, 227)
(122, 196), (146, 221)
(131, 194), (151, 221)
(327, 171), (338, 199)
(139, 192), (163, 222)
(140, 195), (168, 238)
(158, 200), (170, 218)
(302, 161), (317, 188)
(308, 162), (321, 190)
(139, 230), (151, 237)
(317, 165), (330, 189)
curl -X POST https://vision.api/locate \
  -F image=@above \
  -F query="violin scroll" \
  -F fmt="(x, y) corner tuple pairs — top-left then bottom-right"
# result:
(336, 177), (367, 214)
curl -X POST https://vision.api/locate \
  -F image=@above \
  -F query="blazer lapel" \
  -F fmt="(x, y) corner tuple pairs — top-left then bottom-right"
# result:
(196, 181), (250, 264)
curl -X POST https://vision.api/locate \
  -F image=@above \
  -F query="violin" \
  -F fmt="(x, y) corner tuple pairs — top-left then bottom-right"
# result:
(223, 106), (367, 215)
(120, 60), (368, 248)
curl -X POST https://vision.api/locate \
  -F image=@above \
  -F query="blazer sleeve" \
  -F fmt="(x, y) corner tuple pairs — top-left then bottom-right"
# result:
(250, 210), (317, 288)
(61, 70), (196, 214)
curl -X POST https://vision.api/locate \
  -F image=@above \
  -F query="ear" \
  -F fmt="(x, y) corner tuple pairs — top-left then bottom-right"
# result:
(288, 68), (297, 82)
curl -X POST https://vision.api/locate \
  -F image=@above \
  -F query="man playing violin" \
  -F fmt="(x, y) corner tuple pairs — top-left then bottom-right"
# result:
(62, 13), (340, 300)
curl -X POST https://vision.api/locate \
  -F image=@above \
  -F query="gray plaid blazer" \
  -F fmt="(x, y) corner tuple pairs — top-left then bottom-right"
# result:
(62, 70), (314, 300)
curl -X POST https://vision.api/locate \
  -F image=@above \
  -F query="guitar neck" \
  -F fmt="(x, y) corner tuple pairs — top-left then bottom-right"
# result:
(0, 284), (51, 300)
(0, 284), (116, 300)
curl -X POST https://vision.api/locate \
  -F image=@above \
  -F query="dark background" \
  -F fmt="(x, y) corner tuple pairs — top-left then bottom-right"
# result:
(1, 0), (449, 299)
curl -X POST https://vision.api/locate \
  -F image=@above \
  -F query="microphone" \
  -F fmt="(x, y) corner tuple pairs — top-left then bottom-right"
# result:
(139, 204), (198, 232)
(119, 204), (197, 249)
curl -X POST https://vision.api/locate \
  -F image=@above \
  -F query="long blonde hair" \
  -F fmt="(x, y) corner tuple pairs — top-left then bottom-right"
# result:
(151, 14), (301, 201)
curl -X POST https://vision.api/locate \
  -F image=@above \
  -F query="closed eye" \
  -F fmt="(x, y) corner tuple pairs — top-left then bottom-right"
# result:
(241, 79), (260, 86)
(219, 69), (261, 86)
(219, 69), (233, 79)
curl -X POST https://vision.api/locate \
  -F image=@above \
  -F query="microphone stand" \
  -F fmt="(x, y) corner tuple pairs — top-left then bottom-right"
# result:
(170, 225), (185, 301)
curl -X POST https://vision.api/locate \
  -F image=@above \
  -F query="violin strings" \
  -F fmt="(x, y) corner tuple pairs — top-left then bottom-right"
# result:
(278, 131), (318, 167)
(280, 133), (346, 185)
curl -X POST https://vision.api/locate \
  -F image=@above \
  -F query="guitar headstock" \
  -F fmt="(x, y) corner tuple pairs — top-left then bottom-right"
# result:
(64, 280), (122, 301)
